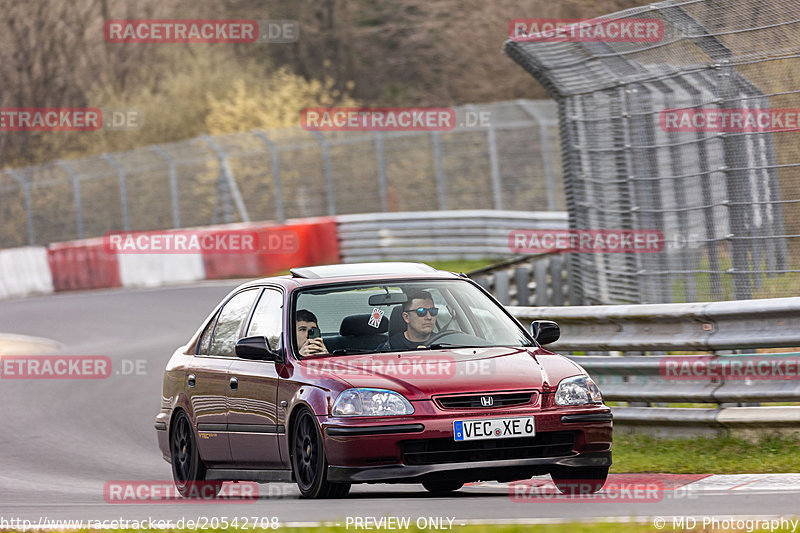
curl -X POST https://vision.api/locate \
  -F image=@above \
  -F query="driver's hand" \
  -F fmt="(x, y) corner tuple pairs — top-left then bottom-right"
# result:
(299, 338), (328, 357)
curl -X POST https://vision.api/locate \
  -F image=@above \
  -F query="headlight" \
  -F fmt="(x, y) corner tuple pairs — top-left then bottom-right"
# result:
(554, 375), (603, 405)
(332, 388), (414, 417)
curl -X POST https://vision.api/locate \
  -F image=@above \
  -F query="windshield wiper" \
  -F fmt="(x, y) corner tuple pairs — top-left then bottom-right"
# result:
(425, 343), (488, 350)
(330, 348), (376, 355)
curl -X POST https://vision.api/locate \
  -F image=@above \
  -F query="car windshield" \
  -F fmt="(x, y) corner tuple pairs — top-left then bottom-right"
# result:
(293, 279), (533, 356)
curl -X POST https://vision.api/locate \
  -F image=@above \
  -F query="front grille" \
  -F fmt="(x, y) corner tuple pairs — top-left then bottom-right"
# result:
(436, 392), (534, 409)
(401, 431), (575, 466)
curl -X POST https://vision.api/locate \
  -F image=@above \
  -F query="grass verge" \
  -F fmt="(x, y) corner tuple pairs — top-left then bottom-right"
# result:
(612, 433), (800, 474)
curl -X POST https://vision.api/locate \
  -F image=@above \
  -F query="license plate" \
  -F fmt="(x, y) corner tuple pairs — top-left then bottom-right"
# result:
(453, 416), (535, 441)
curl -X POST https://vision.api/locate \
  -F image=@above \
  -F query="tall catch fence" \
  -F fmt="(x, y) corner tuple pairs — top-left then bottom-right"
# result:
(0, 100), (563, 249)
(505, 0), (800, 305)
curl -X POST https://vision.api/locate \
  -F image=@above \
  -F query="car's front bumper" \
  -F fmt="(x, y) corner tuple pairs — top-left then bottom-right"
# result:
(320, 404), (612, 483)
(327, 451), (611, 483)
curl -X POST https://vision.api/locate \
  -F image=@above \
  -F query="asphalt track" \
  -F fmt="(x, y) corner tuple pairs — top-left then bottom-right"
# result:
(1, 281), (799, 527)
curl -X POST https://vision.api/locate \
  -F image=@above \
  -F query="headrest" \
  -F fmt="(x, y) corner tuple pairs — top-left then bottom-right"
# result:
(340, 313), (389, 336)
(388, 305), (408, 336)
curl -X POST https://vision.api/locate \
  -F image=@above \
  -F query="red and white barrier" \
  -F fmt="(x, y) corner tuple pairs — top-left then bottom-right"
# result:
(117, 254), (206, 288)
(0, 247), (54, 299)
(47, 238), (121, 292)
(0, 217), (341, 299)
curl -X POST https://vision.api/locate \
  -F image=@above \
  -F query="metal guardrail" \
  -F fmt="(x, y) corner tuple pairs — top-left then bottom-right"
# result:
(509, 297), (800, 352)
(336, 210), (567, 263)
(565, 355), (800, 435)
(509, 298), (800, 434)
(470, 252), (569, 307)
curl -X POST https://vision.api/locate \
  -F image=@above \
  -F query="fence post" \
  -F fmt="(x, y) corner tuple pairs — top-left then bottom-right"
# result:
(486, 126), (504, 210)
(374, 132), (389, 212)
(102, 154), (130, 231)
(717, 60), (752, 300)
(431, 132), (448, 210)
(152, 146), (182, 229)
(252, 131), (286, 223)
(203, 134), (250, 223)
(520, 100), (558, 211)
(57, 161), (84, 240)
(7, 170), (35, 245)
(311, 131), (336, 216)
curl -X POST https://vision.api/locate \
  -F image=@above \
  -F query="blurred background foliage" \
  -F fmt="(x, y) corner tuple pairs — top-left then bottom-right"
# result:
(0, 0), (645, 168)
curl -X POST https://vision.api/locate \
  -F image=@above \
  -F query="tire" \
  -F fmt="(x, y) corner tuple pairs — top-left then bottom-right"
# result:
(170, 411), (222, 499)
(550, 466), (609, 495)
(422, 480), (464, 494)
(291, 408), (351, 499)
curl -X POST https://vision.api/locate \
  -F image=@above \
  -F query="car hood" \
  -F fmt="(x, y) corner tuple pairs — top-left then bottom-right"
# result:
(300, 347), (584, 400)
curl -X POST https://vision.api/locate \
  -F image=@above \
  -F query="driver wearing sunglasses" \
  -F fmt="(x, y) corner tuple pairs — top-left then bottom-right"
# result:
(378, 289), (439, 351)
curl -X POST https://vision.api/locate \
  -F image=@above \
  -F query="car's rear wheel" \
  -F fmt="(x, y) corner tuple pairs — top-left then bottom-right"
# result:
(170, 411), (222, 499)
(422, 479), (464, 494)
(550, 466), (609, 495)
(291, 408), (351, 499)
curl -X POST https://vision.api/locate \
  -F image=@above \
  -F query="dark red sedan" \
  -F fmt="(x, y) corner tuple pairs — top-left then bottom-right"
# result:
(155, 262), (612, 498)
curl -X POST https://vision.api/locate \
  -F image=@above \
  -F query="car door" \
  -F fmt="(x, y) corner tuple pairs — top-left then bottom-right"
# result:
(227, 287), (285, 468)
(189, 288), (260, 468)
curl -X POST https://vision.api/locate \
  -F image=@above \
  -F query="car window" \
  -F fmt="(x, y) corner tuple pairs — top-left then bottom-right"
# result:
(247, 288), (283, 351)
(208, 289), (259, 356)
(294, 280), (532, 355)
(196, 310), (220, 355)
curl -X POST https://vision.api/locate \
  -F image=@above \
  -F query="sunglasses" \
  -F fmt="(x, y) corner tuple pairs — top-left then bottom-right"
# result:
(405, 306), (439, 317)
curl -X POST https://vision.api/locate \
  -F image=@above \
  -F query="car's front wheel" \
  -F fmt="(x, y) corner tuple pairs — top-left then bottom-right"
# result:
(291, 408), (351, 499)
(422, 479), (464, 495)
(550, 466), (609, 495)
(170, 410), (222, 499)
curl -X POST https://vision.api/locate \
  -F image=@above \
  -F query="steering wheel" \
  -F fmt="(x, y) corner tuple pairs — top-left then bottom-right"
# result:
(426, 329), (461, 345)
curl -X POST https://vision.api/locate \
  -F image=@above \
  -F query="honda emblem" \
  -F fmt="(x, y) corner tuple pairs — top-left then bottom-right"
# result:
(480, 396), (494, 407)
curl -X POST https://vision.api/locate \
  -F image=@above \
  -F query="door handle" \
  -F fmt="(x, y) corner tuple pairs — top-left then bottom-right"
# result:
(187, 374), (196, 387)
(229, 377), (238, 390)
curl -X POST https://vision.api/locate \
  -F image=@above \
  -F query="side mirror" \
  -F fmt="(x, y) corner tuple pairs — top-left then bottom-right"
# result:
(235, 336), (280, 361)
(531, 320), (560, 346)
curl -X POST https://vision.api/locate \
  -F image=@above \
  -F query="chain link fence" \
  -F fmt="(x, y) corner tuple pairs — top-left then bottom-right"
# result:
(0, 100), (564, 249)
(506, 0), (800, 305)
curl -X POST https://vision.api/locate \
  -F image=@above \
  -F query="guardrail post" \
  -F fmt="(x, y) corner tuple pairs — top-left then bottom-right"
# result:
(151, 146), (181, 229)
(57, 161), (84, 239)
(7, 170), (35, 245)
(493, 271), (510, 305)
(203, 134), (250, 223)
(312, 131), (337, 216)
(534, 260), (549, 306)
(549, 255), (565, 306)
(515, 266), (531, 306)
(252, 131), (286, 223)
(102, 154), (130, 231)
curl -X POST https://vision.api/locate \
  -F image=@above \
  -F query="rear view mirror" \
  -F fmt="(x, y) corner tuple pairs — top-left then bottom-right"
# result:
(368, 292), (408, 306)
(531, 320), (560, 346)
(235, 336), (280, 361)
